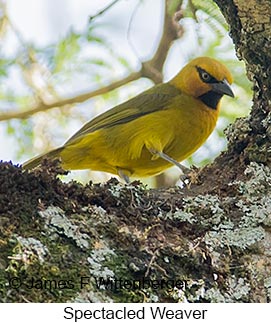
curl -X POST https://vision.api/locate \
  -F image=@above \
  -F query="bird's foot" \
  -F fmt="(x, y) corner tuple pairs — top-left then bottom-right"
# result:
(179, 165), (201, 186)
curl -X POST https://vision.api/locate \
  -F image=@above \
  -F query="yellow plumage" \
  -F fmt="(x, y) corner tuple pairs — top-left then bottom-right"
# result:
(23, 57), (234, 180)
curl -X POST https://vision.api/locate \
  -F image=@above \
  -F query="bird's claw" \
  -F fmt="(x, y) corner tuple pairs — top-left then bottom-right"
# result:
(179, 165), (200, 186)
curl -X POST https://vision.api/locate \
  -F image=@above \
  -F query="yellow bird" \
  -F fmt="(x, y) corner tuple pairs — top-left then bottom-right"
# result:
(23, 57), (234, 182)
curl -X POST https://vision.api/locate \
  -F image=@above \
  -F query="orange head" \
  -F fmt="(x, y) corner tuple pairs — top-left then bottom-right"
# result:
(170, 57), (234, 108)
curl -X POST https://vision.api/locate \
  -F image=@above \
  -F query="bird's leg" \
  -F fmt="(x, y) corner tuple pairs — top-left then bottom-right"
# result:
(150, 149), (200, 184)
(117, 168), (131, 184)
(149, 149), (189, 173)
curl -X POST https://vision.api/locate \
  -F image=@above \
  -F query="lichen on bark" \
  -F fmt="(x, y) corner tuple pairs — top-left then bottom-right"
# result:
(1, 0), (271, 303)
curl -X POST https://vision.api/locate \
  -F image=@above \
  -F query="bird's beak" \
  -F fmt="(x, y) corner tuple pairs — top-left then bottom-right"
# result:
(211, 79), (234, 97)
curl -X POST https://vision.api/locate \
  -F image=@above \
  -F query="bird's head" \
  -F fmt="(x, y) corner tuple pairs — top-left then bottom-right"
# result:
(170, 57), (234, 109)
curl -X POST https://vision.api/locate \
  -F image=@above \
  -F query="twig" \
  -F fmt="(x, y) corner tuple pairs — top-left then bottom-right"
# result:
(89, 0), (120, 22)
(127, 0), (142, 61)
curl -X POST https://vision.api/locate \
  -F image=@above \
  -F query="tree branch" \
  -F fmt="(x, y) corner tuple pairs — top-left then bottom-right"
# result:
(0, 0), (183, 122)
(142, 0), (182, 83)
(0, 71), (141, 121)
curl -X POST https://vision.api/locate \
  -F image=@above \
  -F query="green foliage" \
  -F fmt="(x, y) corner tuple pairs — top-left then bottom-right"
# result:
(0, 58), (12, 77)
(189, 0), (227, 31)
(53, 30), (81, 73)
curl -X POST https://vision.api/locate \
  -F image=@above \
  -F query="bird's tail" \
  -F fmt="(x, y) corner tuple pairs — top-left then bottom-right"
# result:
(23, 147), (63, 170)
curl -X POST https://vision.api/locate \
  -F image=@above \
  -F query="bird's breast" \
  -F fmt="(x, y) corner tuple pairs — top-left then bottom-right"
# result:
(164, 97), (219, 161)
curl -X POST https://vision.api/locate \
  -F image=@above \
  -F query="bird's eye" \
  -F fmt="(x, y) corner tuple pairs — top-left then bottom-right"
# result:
(201, 71), (211, 82)
(196, 66), (217, 83)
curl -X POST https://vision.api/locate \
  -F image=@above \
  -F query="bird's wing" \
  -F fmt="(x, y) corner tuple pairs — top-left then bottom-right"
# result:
(65, 83), (181, 144)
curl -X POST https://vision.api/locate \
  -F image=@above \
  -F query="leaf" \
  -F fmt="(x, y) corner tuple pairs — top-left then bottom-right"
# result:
(191, 0), (227, 30)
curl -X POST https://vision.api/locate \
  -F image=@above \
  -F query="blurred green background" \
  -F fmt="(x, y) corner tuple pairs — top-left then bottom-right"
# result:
(0, 0), (252, 187)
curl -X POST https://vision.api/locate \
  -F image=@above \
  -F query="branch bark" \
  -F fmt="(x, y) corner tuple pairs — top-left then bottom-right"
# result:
(212, 0), (271, 168)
